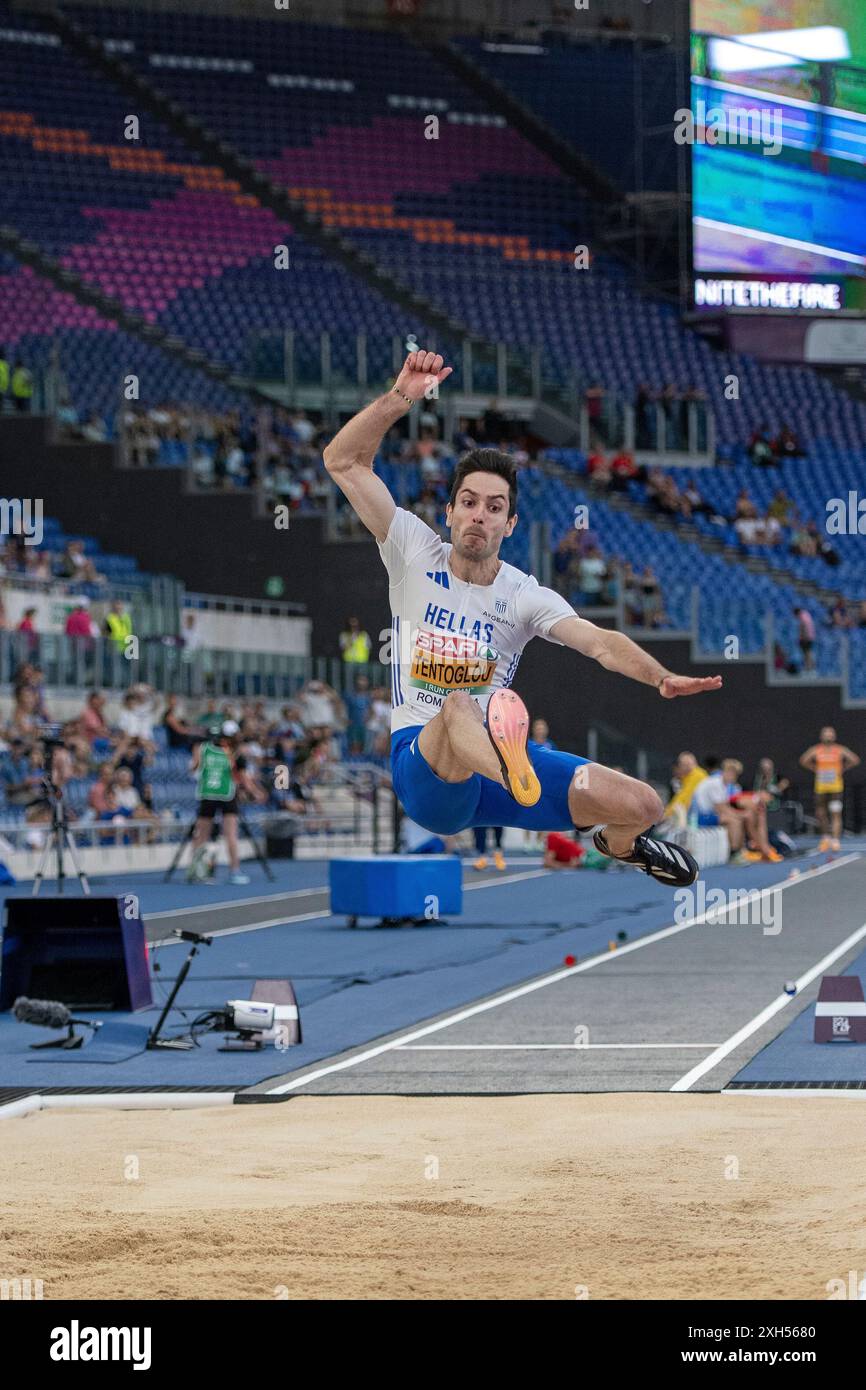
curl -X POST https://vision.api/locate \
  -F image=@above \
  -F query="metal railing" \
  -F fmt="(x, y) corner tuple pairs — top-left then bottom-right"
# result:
(0, 632), (389, 698)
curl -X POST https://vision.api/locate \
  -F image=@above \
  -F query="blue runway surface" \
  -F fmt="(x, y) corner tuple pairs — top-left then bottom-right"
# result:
(730, 944), (866, 1086)
(1, 849), (863, 1098)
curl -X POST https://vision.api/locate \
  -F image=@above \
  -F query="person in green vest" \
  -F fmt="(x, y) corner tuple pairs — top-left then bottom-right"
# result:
(339, 615), (372, 663)
(0, 348), (9, 412)
(104, 599), (133, 653)
(11, 360), (33, 413)
(188, 721), (251, 885)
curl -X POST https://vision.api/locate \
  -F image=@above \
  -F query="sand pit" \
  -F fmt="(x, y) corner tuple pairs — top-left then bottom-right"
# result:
(2, 1093), (863, 1300)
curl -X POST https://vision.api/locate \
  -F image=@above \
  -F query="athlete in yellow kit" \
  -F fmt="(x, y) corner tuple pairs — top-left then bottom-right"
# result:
(799, 726), (860, 851)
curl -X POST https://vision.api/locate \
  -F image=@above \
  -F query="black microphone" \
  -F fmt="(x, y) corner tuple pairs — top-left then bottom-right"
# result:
(12, 996), (103, 1033)
(175, 929), (213, 946)
(13, 996), (70, 1029)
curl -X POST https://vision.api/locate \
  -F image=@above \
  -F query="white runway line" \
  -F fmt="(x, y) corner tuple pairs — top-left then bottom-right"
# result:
(148, 885), (329, 919)
(671, 916), (866, 1092)
(397, 1043), (723, 1051)
(150, 908), (329, 946)
(149, 865), (548, 944)
(262, 853), (858, 1094)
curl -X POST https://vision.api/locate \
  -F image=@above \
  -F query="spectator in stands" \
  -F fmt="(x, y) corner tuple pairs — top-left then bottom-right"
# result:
(753, 757), (789, 812)
(8, 686), (41, 742)
(828, 598), (851, 630)
(748, 424), (775, 466)
(0, 738), (43, 808)
(768, 489), (793, 524)
(723, 759), (782, 861)
(59, 540), (102, 585)
(640, 566), (663, 627)
(807, 521), (839, 567)
(635, 383), (655, 449)
(78, 690), (112, 755)
(296, 679), (346, 738)
(65, 597), (97, 642)
(195, 697), (219, 731)
(794, 606), (816, 673)
(415, 485), (441, 529)
(775, 424), (803, 458)
(620, 561), (643, 626)
(453, 418), (478, 454)
(345, 674), (372, 756)
(117, 684), (157, 750)
(365, 686), (391, 759)
(23, 548), (52, 583)
(790, 519), (817, 558)
(609, 450), (641, 491)
(87, 765), (117, 828)
(11, 360), (33, 413)
(339, 615), (372, 664)
(774, 640), (798, 675)
(162, 693), (200, 751)
(16, 606), (38, 655)
(681, 478), (712, 520)
(110, 766), (157, 841)
(578, 545), (607, 607)
(81, 412), (108, 443)
(553, 530), (582, 598)
(691, 755), (745, 858)
(112, 735), (155, 810)
(663, 751), (707, 825)
(762, 510), (782, 546)
(104, 599), (133, 654)
(531, 718), (556, 751)
(584, 382), (607, 444)
(734, 505), (762, 546)
(586, 449), (612, 491)
(277, 758), (324, 823)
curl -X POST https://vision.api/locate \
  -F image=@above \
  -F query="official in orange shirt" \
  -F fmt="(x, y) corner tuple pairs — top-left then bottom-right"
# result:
(799, 726), (860, 850)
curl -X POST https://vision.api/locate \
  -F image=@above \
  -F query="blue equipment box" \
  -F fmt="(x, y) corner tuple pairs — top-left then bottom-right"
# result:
(329, 856), (462, 921)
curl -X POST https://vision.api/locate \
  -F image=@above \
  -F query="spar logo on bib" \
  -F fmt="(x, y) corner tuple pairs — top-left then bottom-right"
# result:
(410, 629), (498, 696)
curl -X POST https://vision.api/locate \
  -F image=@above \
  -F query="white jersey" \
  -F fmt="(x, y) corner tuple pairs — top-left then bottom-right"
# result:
(377, 507), (577, 733)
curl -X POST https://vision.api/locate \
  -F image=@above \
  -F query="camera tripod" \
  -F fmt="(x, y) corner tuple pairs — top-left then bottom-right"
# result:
(32, 775), (90, 896)
(163, 803), (273, 883)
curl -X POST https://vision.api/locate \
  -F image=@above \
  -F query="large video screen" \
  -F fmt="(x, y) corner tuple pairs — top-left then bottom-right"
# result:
(691, 0), (866, 310)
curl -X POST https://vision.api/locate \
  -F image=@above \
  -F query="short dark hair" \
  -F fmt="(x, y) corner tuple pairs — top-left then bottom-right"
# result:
(449, 449), (518, 519)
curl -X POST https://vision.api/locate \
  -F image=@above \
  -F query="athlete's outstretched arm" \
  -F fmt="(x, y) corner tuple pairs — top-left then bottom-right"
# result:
(322, 350), (452, 542)
(549, 615), (722, 697)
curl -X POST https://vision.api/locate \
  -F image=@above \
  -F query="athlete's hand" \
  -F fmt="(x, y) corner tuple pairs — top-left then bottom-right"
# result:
(393, 350), (453, 403)
(659, 674), (722, 698)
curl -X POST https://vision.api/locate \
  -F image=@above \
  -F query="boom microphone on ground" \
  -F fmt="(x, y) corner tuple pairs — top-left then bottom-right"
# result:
(12, 995), (103, 1049)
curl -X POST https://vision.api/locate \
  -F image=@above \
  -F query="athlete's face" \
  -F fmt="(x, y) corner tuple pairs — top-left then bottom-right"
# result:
(446, 473), (516, 561)
(820, 726), (836, 743)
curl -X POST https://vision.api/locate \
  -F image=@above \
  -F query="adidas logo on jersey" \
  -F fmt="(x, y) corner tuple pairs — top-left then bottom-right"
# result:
(425, 569), (450, 589)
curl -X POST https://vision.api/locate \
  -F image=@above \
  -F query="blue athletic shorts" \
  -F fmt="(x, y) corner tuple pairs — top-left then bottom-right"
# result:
(391, 724), (591, 836)
(696, 810), (720, 827)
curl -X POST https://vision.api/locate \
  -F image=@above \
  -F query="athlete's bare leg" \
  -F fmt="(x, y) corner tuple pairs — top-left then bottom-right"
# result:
(223, 813), (241, 872)
(566, 763), (663, 857)
(419, 693), (665, 861)
(417, 691), (506, 786)
(830, 801), (843, 842)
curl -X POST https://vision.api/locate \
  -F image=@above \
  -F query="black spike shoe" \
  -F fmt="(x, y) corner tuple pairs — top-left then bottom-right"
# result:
(593, 829), (698, 886)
